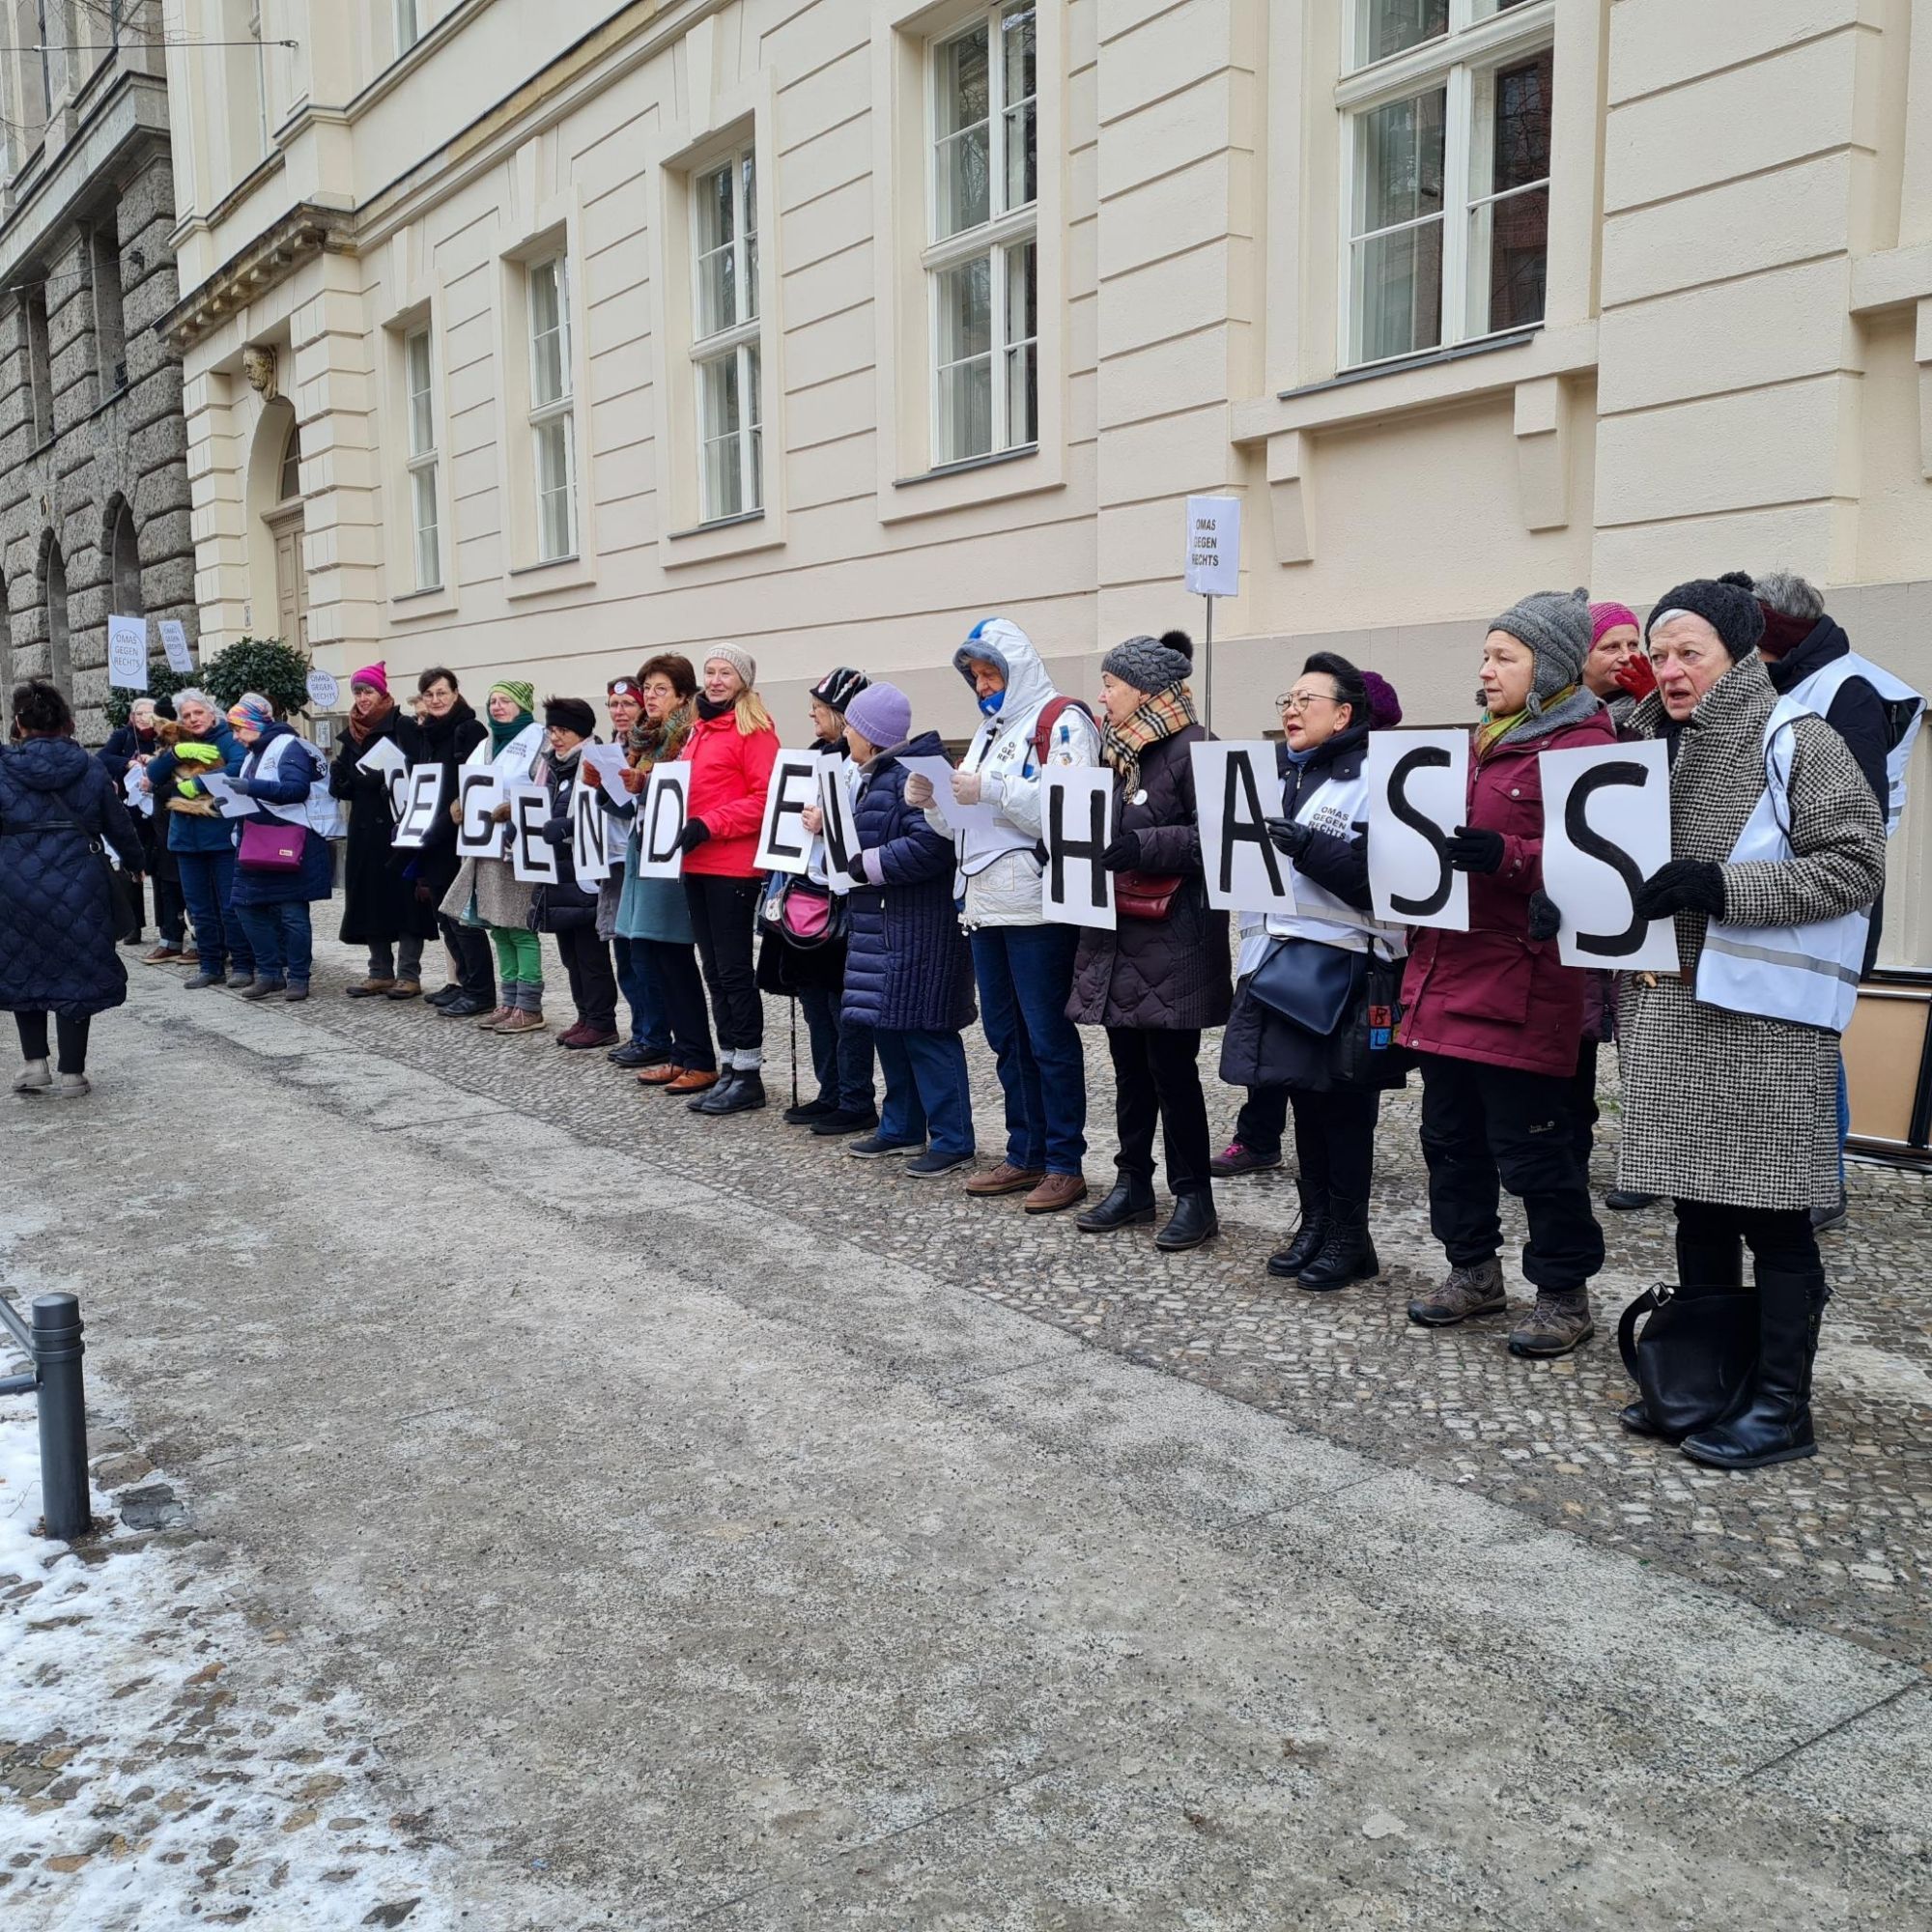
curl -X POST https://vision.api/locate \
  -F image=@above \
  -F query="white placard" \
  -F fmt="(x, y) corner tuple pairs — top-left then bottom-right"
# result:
(899, 753), (997, 834)
(753, 750), (823, 876)
(1366, 729), (1470, 933)
(1538, 740), (1680, 973)
(1183, 495), (1241, 599)
(505, 781), (558, 884)
(817, 754), (860, 896)
(355, 734), (409, 821)
(570, 773), (612, 885)
(455, 768), (505, 859)
(633, 766), (689, 880)
(157, 619), (193, 674)
(389, 763), (446, 850)
(197, 770), (255, 819)
(1039, 766), (1115, 930)
(124, 763), (155, 817)
(305, 668), (340, 710)
(106, 614), (147, 691)
(581, 741), (630, 794)
(1191, 740), (1296, 918)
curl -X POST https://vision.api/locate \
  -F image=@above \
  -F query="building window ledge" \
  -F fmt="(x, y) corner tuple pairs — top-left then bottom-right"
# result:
(895, 442), (1040, 489)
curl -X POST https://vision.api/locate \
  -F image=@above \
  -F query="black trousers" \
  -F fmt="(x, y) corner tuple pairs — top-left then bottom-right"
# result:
(556, 925), (618, 1033)
(16, 1012), (90, 1074)
(1233, 1083), (1289, 1160)
(1291, 1084), (1379, 1205)
(639, 939), (717, 1072)
(439, 913), (496, 1001)
(684, 874), (763, 1053)
(1673, 1198), (1819, 1287)
(1106, 1026), (1211, 1198)
(1417, 1052), (1605, 1293)
(1570, 1036), (1601, 1175)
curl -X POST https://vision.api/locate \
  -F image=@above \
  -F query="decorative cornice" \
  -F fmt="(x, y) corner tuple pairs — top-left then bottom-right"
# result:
(157, 203), (356, 354)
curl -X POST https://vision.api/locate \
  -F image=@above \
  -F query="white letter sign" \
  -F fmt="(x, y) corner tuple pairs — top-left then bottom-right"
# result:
(633, 765), (689, 880)
(753, 750), (823, 876)
(506, 781), (557, 883)
(157, 619), (194, 674)
(455, 768), (505, 859)
(1183, 495), (1241, 598)
(1039, 766), (1115, 930)
(571, 774), (612, 885)
(106, 614), (147, 691)
(1366, 728), (1470, 933)
(817, 755), (860, 896)
(389, 763), (446, 850)
(1191, 741), (1296, 918)
(1538, 740), (1679, 972)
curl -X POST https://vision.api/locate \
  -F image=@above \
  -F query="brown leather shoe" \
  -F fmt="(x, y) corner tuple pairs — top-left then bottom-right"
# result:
(385, 979), (424, 1000)
(141, 944), (184, 964)
(966, 1161), (1045, 1198)
(496, 1009), (548, 1035)
(1023, 1173), (1090, 1215)
(637, 1063), (684, 1087)
(346, 977), (396, 998)
(666, 1068), (719, 1094)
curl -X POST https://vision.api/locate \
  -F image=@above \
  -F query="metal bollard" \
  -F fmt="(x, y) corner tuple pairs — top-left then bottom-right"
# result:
(31, 1293), (90, 1540)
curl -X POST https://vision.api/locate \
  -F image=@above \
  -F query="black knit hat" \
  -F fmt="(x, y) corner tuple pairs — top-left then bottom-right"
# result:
(1644, 571), (1766, 660)
(543, 696), (597, 736)
(810, 667), (868, 716)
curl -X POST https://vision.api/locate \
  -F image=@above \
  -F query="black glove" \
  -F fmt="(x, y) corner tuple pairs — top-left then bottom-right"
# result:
(676, 818), (712, 855)
(1526, 889), (1562, 943)
(846, 851), (869, 884)
(1444, 825), (1505, 874)
(1632, 859), (1725, 922)
(539, 817), (571, 847)
(1100, 832), (1143, 873)
(1265, 816), (1313, 861)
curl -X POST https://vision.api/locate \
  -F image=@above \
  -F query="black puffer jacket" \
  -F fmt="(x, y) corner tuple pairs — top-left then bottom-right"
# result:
(529, 748), (600, 934)
(1068, 723), (1230, 1032)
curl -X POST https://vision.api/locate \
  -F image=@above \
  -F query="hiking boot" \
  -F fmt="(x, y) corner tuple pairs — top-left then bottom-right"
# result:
(1208, 1141), (1281, 1179)
(1296, 1197), (1379, 1292)
(1407, 1258), (1507, 1327)
(965, 1161), (1044, 1198)
(1507, 1290), (1596, 1358)
(385, 979), (424, 1001)
(1023, 1174), (1089, 1215)
(346, 977), (396, 999)
(475, 1006), (517, 1030)
(496, 1010), (547, 1036)
(1265, 1180), (1328, 1279)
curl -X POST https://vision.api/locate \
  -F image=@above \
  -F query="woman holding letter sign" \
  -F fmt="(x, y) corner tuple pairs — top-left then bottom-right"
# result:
(1068, 631), (1230, 1254)
(397, 667), (493, 1016)
(530, 697), (620, 1051)
(1400, 589), (1613, 1356)
(1615, 575), (1886, 1469)
(330, 664), (432, 1001)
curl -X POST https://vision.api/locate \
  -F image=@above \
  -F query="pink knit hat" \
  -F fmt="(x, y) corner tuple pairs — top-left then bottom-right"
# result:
(350, 661), (389, 696)
(1589, 601), (1638, 645)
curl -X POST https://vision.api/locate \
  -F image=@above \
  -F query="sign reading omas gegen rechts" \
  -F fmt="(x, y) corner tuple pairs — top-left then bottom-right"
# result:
(1183, 496), (1241, 599)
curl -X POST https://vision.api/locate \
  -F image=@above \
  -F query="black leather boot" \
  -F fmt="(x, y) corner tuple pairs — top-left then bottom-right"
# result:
(1295, 1195), (1379, 1291)
(1076, 1175), (1156, 1234)
(1681, 1262), (1822, 1470)
(1155, 1189), (1220, 1253)
(1265, 1180), (1328, 1279)
(1621, 1219), (1750, 1438)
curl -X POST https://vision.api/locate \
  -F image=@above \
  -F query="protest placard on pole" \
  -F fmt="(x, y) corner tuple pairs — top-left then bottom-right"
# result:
(106, 614), (147, 691)
(1039, 766), (1114, 929)
(817, 753), (860, 895)
(1191, 740), (1296, 917)
(1184, 494), (1241, 731)
(455, 768), (505, 859)
(157, 620), (194, 674)
(1366, 728), (1470, 931)
(505, 781), (557, 883)
(754, 750), (823, 876)
(305, 668), (339, 711)
(1538, 740), (1679, 971)
(633, 765), (690, 880)
(389, 763), (447, 850)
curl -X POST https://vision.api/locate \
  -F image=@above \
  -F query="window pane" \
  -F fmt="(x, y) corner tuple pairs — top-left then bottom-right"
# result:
(935, 21), (991, 238)
(936, 127), (991, 239)
(278, 426), (301, 502)
(412, 466), (440, 588)
(743, 344), (763, 511)
(395, 0), (419, 52)
(1491, 51), (1553, 196)
(936, 254), (993, 367)
(701, 433), (744, 522)
(1354, 87), (1445, 236)
(534, 417), (573, 558)
(696, 242), (736, 338)
(696, 162), (733, 254)
(742, 153), (756, 238)
(1469, 0), (1537, 22)
(1002, 4), (1036, 105)
(937, 356), (993, 465)
(406, 331), (433, 456)
(1467, 185), (1548, 337)
(1350, 218), (1443, 364)
(1003, 101), (1036, 211)
(698, 352), (741, 444)
(529, 260), (566, 405)
(935, 23), (990, 138)
(1351, 0), (1448, 71)
(744, 342), (762, 432)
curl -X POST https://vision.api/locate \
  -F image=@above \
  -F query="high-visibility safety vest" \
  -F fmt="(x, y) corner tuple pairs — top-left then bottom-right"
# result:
(1695, 696), (1870, 1035)
(1781, 650), (1924, 837)
(248, 732), (343, 838)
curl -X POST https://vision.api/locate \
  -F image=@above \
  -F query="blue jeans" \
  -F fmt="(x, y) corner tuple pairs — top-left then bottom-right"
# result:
(613, 935), (670, 1051)
(175, 848), (253, 974)
(236, 901), (313, 985)
(970, 923), (1087, 1175)
(875, 1028), (974, 1158)
(800, 984), (876, 1112)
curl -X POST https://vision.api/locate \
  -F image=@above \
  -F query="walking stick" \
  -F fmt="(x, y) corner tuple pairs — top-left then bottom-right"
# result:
(789, 994), (799, 1109)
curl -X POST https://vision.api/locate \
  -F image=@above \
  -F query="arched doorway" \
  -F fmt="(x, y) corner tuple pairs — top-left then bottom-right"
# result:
(264, 418), (307, 648)
(43, 538), (71, 697)
(108, 497), (142, 615)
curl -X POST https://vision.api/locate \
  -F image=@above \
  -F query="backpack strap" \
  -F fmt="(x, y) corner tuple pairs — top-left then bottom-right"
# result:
(1031, 695), (1094, 770)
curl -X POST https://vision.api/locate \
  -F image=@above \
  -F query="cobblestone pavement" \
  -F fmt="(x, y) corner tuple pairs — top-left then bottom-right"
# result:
(228, 927), (1932, 1670)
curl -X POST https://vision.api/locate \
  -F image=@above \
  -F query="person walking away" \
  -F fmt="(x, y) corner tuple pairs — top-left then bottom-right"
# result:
(593, 675), (672, 1069)
(763, 667), (878, 1134)
(531, 697), (620, 1048)
(1069, 631), (1229, 1253)
(1615, 576), (1886, 1468)
(331, 664), (428, 1002)
(226, 696), (340, 1002)
(907, 617), (1097, 1215)
(837, 682), (977, 1175)
(1401, 590), (1613, 1356)
(145, 689), (254, 987)
(1754, 568), (1925, 1234)
(676, 648), (781, 1115)
(3, 680), (145, 1094)
(396, 667), (493, 1015)
(1222, 653), (1409, 1288)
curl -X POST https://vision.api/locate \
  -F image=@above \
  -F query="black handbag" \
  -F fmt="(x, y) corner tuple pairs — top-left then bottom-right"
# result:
(1329, 947), (1413, 1090)
(1617, 1282), (1759, 1439)
(1247, 937), (1364, 1035)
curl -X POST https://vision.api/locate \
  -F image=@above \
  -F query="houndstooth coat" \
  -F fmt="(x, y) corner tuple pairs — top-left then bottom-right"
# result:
(1615, 654), (1886, 1211)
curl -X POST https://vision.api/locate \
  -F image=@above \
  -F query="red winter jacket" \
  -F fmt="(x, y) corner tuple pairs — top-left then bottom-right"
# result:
(677, 708), (781, 878)
(1398, 706), (1615, 1079)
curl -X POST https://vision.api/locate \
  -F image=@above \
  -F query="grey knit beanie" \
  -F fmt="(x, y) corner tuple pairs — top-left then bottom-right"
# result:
(702, 643), (756, 688)
(1101, 629), (1194, 696)
(1488, 588), (1591, 703)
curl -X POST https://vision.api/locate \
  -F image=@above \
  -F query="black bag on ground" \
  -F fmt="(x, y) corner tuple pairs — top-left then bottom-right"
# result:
(1617, 1282), (1759, 1439)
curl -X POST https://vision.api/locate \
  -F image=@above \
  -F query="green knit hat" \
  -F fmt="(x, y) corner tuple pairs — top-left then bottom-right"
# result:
(489, 678), (535, 715)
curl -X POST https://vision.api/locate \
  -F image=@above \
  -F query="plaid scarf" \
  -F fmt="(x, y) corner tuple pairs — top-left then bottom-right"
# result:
(626, 701), (693, 770)
(1099, 681), (1197, 792)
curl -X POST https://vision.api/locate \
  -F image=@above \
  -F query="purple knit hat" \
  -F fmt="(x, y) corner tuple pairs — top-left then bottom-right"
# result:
(1360, 669), (1403, 730)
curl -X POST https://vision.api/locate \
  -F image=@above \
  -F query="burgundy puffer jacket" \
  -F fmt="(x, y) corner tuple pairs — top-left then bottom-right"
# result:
(1398, 707), (1614, 1079)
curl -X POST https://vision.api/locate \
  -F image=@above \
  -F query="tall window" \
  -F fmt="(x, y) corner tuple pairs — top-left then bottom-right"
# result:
(91, 221), (127, 393)
(1340, 0), (1549, 370)
(692, 148), (761, 523)
(44, 540), (70, 697)
(404, 325), (440, 589)
(110, 500), (141, 614)
(926, 3), (1037, 467)
(278, 421), (301, 504)
(526, 255), (576, 561)
(396, 0), (422, 55)
(24, 288), (52, 443)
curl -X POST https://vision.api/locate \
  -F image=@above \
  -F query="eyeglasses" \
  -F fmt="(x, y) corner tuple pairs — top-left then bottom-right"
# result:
(1276, 690), (1339, 714)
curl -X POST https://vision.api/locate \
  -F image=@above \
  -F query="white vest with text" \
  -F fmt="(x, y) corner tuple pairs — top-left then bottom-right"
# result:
(1779, 650), (1924, 836)
(251, 733), (343, 838)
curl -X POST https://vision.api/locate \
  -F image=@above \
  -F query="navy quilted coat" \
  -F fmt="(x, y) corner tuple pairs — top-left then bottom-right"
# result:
(0, 735), (144, 1017)
(839, 730), (976, 1034)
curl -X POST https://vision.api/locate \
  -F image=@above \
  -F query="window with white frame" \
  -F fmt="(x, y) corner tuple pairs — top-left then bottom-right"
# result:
(403, 325), (440, 590)
(925, 3), (1037, 468)
(526, 254), (577, 562)
(691, 148), (761, 524)
(1339, 0), (1550, 371)
(395, 0), (422, 56)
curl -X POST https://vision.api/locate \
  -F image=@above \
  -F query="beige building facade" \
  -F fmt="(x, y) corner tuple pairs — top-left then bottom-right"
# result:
(160, 0), (1932, 973)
